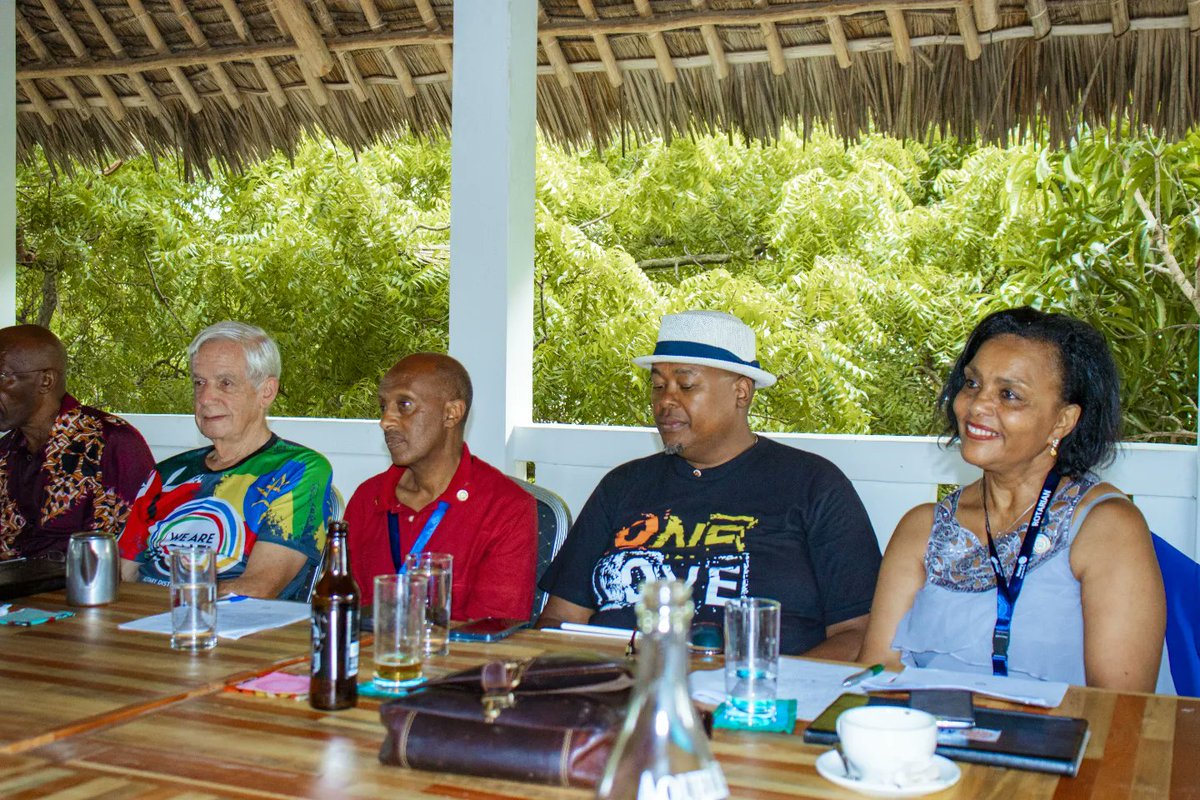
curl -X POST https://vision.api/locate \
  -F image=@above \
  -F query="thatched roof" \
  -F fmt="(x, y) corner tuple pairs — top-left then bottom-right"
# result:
(15, 0), (1200, 172)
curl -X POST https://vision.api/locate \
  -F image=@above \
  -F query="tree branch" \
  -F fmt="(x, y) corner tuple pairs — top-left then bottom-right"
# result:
(636, 253), (733, 270)
(143, 252), (188, 335)
(578, 209), (616, 229)
(1131, 186), (1200, 315)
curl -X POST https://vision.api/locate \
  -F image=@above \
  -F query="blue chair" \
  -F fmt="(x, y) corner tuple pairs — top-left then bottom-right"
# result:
(1152, 534), (1200, 698)
(514, 479), (572, 623)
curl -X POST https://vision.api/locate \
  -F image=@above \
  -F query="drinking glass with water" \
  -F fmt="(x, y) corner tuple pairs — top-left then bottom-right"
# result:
(403, 553), (452, 657)
(170, 547), (217, 651)
(723, 597), (781, 718)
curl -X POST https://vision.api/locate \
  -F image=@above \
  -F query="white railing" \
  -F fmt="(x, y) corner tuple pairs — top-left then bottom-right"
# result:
(124, 415), (1199, 560)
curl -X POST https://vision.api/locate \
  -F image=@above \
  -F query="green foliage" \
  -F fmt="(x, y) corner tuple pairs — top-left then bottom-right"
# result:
(16, 124), (1199, 441)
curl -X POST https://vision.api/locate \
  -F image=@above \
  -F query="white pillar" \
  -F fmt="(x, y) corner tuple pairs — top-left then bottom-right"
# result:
(448, 0), (537, 474)
(1, 0), (16, 327)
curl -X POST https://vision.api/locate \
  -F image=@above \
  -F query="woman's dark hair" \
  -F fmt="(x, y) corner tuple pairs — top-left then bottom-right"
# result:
(940, 307), (1122, 477)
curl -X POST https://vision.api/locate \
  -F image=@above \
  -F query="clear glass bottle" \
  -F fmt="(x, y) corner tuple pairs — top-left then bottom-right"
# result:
(596, 580), (729, 800)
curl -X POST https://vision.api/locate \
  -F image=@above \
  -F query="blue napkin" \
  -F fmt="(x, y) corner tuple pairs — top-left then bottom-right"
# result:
(713, 699), (797, 733)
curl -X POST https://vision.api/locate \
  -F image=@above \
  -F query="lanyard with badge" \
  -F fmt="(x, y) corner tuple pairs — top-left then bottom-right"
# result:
(387, 501), (450, 573)
(984, 468), (1060, 677)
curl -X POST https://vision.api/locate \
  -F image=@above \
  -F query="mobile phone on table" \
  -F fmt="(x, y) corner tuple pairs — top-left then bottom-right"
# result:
(449, 617), (529, 642)
(908, 689), (976, 729)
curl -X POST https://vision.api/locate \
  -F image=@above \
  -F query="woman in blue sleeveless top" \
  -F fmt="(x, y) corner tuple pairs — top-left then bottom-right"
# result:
(859, 308), (1165, 691)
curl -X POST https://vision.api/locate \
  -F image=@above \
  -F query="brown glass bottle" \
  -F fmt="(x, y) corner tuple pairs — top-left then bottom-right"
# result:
(309, 520), (360, 710)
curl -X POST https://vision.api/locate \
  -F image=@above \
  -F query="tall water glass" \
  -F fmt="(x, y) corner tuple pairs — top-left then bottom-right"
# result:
(170, 547), (217, 651)
(723, 597), (781, 717)
(404, 552), (453, 656)
(373, 572), (428, 691)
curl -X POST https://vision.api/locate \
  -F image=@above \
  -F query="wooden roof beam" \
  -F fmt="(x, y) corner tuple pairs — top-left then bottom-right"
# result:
(271, 0), (336, 78)
(309, 0), (371, 103)
(355, 0), (417, 97)
(825, 15), (852, 68)
(541, 2), (964, 36)
(956, 3), (982, 60)
(1111, 0), (1130, 37)
(165, 0), (242, 108)
(753, 0), (786, 75)
(538, 3), (579, 90)
(264, 0), (330, 105)
(213, 0), (289, 107)
(18, 79), (56, 125)
(692, 1), (730, 81)
(633, 0), (678, 83)
(1025, 0), (1051, 39)
(38, 0), (126, 120)
(885, 8), (912, 64)
(20, 15), (1200, 87)
(125, 0), (205, 113)
(577, 0), (622, 87)
(77, 0), (168, 120)
(15, 11), (88, 119)
(973, 0), (999, 32)
(414, 0), (453, 78)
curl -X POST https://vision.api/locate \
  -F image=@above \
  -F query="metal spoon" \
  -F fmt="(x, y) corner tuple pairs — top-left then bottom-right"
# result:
(835, 742), (860, 781)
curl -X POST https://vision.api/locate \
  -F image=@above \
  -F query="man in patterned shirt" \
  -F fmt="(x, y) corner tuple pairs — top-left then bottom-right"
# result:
(0, 325), (155, 560)
(120, 322), (337, 600)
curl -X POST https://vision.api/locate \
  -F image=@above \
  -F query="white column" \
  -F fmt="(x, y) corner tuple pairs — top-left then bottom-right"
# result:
(1, 0), (16, 327)
(448, 0), (537, 474)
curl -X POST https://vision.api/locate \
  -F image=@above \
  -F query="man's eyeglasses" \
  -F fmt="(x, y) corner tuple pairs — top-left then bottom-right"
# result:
(0, 368), (49, 383)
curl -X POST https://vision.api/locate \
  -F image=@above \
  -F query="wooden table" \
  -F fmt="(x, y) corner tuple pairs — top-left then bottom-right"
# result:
(1, 586), (1197, 799)
(0, 583), (310, 752)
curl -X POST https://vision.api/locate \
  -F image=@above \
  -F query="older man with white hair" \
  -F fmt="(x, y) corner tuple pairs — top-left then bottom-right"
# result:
(537, 310), (882, 658)
(119, 322), (337, 600)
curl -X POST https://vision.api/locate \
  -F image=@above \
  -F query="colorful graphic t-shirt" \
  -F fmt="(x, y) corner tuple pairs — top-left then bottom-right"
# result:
(538, 437), (882, 654)
(119, 436), (336, 600)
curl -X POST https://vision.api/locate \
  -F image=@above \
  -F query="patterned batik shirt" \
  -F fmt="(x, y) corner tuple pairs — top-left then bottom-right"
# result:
(0, 394), (156, 559)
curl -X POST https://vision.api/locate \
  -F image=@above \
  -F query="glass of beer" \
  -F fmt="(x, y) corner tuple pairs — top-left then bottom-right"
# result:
(170, 547), (217, 651)
(373, 572), (427, 691)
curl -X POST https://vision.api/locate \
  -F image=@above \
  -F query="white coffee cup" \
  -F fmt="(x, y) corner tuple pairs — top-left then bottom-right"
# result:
(835, 706), (938, 786)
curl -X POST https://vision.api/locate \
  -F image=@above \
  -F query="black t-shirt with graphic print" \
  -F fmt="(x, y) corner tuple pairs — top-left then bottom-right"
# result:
(538, 437), (882, 655)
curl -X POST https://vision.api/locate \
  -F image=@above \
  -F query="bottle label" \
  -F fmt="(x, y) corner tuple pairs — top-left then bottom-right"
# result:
(311, 601), (358, 681)
(637, 763), (729, 800)
(348, 607), (360, 676)
(310, 616), (323, 676)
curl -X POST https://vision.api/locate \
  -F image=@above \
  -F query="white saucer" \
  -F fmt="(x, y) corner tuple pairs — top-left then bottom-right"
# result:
(815, 751), (961, 798)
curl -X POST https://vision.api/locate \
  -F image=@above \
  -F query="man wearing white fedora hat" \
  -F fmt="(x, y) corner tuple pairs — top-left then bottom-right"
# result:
(537, 310), (882, 658)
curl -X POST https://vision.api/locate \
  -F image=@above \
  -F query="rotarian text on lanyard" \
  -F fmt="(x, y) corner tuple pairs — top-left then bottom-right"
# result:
(388, 501), (450, 573)
(984, 468), (1060, 677)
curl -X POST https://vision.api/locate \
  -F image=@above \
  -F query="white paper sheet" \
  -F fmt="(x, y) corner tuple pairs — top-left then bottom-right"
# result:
(118, 597), (310, 640)
(554, 622), (637, 640)
(858, 666), (1069, 708)
(689, 659), (883, 721)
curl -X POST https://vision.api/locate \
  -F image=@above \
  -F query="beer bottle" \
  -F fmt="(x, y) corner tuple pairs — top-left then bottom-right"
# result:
(310, 520), (360, 710)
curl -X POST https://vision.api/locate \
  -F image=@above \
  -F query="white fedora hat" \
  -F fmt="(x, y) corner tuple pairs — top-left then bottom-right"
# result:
(633, 310), (777, 389)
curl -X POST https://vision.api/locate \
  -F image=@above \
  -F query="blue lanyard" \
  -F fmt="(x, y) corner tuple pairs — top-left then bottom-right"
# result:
(387, 500), (450, 573)
(985, 469), (1060, 676)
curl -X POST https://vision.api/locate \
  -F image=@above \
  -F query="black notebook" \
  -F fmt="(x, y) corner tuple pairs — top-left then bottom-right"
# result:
(803, 693), (1090, 777)
(0, 557), (66, 602)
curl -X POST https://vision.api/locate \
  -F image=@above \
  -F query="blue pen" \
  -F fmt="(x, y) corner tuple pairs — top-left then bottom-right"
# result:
(222, 594), (250, 603)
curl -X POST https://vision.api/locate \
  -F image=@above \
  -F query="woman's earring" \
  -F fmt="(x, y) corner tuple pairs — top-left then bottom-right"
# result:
(1049, 438), (1060, 458)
